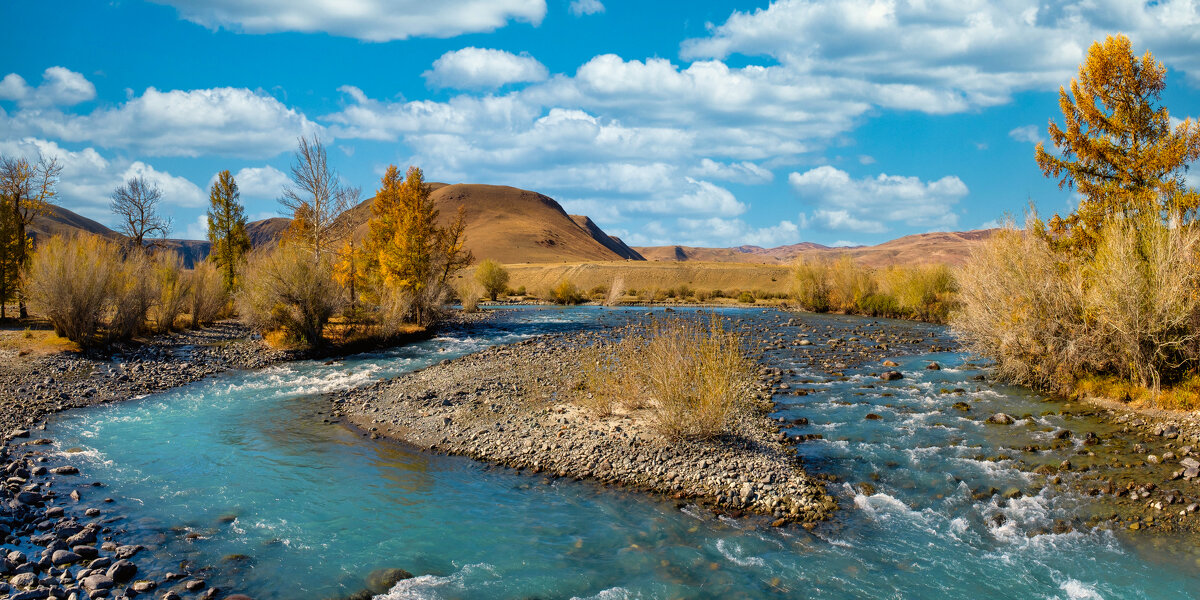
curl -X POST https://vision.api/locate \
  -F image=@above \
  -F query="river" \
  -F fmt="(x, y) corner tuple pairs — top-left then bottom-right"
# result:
(34, 306), (1200, 599)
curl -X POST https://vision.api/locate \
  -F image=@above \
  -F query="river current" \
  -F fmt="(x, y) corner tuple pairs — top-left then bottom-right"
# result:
(31, 307), (1200, 599)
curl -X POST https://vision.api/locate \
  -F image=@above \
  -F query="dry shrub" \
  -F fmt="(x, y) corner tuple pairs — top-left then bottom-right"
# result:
(188, 261), (227, 328)
(576, 316), (755, 440)
(953, 215), (1094, 393)
(236, 244), (345, 346)
(150, 252), (190, 332)
(109, 249), (157, 341)
(25, 234), (118, 345)
(791, 258), (831, 312)
(1085, 215), (1200, 390)
(881, 263), (957, 322)
(956, 213), (1200, 398)
(474, 259), (509, 301)
(456, 280), (483, 313)
(827, 255), (875, 310)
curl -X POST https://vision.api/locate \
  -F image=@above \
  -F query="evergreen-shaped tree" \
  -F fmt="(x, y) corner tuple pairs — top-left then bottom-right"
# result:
(206, 170), (251, 292)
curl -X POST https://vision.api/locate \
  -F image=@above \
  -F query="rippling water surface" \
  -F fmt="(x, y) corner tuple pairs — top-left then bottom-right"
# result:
(37, 307), (1200, 599)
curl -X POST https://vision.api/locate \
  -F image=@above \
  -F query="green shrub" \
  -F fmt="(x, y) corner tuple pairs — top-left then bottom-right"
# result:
(736, 291), (755, 304)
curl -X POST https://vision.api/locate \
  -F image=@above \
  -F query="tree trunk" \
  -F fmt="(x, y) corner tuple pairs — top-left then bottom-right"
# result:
(15, 218), (26, 319)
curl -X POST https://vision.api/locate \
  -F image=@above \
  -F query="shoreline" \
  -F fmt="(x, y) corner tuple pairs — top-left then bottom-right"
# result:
(0, 313), (489, 600)
(330, 329), (840, 525)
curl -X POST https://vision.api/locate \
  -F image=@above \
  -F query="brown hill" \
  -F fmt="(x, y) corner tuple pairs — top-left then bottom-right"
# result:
(30, 205), (120, 242)
(635, 230), (996, 268)
(334, 183), (643, 264)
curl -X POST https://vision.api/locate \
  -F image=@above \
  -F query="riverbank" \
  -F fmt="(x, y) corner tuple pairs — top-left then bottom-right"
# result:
(0, 321), (289, 436)
(330, 322), (853, 525)
(1, 313), (491, 600)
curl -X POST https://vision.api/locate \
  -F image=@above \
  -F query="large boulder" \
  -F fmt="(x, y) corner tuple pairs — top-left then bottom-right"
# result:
(986, 413), (1015, 425)
(81, 573), (114, 592)
(50, 549), (81, 566)
(366, 568), (415, 594)
(106, 559), (137, 582)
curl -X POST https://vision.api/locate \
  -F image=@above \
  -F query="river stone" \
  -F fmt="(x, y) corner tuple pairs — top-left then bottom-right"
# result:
(51, 549), (81, 565)
(50, 466), (79, 475)
(130, 580), (156, 592)
(114, 545), (143, 560)
(880, 371), (903, 381)
(926, 362), (941, 370)
(16, 491), (43, 505)
(72, 545), (98, 559)
(8, 550), (27, 564)
(9, 589), (50, 600)
(106, 559), (137, 582)
(82, 574), (115, 592)
(1181, 457), (1200, 469)
(986, 413), (1015, 425)
(9, 572), (38, 589)
(366, 568), (415, 594)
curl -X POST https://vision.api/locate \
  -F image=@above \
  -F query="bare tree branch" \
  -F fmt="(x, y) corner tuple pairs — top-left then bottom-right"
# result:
(111, 176), (172, 248)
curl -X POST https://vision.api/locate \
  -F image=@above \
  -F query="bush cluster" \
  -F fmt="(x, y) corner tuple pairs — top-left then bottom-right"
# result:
(953, 214), (1200, 395)
(791, 255), (956, 323)
(26, 234), (228, 346)
(575, 316), (755, 440)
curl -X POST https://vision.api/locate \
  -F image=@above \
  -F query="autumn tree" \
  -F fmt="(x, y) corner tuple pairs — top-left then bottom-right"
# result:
(111, 176), (172, 247)
(1036, 34), (1200, 250)
(436, 205), (473, 284)
(0, 194), (27, 319)
(280, 135), (358, 258)
(0, 154), (61, 318)
(206, 170), (251, 293)
(475, 259), (509, 301)
(353, 165), (473, 326)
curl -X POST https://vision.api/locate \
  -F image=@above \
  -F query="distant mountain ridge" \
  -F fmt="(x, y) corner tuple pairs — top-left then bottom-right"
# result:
(30, 187), (994, 268)
(634, 230), (996, 268)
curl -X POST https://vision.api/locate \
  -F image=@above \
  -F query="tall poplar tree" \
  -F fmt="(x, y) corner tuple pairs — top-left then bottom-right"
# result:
(207, 170), (251, 293)
(1036, 34), (1200, 250)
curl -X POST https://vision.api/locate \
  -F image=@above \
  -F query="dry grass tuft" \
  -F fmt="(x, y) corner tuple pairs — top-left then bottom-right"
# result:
(575, 315), (755, 440)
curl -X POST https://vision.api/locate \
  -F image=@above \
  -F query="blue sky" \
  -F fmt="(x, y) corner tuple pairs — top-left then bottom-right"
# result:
(1, 0), (1198, 248)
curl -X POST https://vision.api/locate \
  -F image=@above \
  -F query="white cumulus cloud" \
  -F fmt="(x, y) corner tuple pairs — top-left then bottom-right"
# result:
(1009, 124), (1044, 144)
(789, 165), (967, 233)
(209, 165), (291, 200)
(0, 137), (205, 225)
(150, 0), (547, 41)
(569, 0), (605, 16)
(1, 84), (320, 158)
(424, 48), (549, 90)
(0, 67), (96, 107)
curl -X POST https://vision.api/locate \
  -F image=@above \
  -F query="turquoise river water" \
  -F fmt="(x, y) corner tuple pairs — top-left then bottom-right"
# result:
(29, 307), (1200, 599)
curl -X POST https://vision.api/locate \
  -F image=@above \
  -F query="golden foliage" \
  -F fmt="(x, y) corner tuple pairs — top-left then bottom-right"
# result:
(1035, 34), (1200, 250)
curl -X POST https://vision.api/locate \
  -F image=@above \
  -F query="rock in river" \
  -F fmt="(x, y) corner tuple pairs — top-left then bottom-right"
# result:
(987, 413), (1015, 425)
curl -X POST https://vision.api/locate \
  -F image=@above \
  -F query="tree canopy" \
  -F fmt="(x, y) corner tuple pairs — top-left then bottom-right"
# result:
(207, 170), (251, 292)
(1035, 34), (1200, 249)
